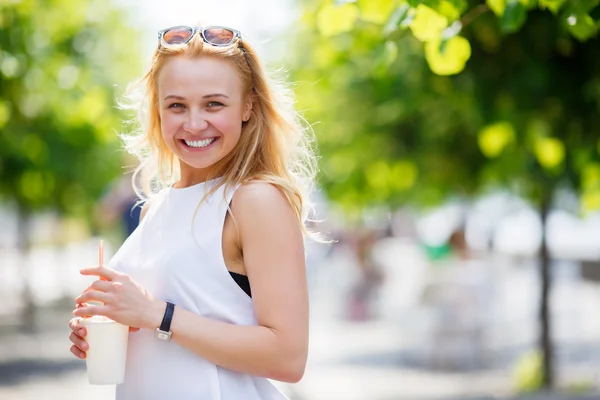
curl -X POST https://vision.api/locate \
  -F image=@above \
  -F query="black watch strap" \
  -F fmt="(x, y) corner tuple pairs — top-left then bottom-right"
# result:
(159, 302), (175, 332)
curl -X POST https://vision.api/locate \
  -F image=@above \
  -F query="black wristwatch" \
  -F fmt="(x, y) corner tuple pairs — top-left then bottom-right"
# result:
(155, 301), (175, 342)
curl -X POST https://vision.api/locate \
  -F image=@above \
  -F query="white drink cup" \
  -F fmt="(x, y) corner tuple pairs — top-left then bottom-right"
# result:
(80, 316), (129, 385)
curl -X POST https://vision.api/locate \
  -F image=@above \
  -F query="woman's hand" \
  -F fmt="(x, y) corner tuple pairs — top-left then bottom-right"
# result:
(72, 265), (164, 330)
(68, 315), (89, 359)
(68, 313), (140, 360)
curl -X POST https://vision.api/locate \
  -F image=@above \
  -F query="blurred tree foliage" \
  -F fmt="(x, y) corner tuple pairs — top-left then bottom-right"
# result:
(291, 0), (600, 216)
(0, 0), (142, 223)
(289, 0), (600, 391)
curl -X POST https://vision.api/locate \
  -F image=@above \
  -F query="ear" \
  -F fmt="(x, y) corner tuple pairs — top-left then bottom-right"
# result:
(242, 94), (254, 122)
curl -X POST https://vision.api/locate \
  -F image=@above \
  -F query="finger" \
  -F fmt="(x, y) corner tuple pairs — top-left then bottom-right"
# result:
(69, 317), (81, 331)
(69, 317), (87, 337)
(70, 344), (87, 359)
(90, 279), (112, 292)
(75, 290), (112, 305)
(79, 265), (119, 281)
(69, 331), (89, 351)
(73, 305), (109, 318)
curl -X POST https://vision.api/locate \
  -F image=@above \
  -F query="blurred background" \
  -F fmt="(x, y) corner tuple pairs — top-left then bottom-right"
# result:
(1, 0), (600, 399)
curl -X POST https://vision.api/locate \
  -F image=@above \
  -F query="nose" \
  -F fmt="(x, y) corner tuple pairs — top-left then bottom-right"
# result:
(183, 110), (208, 133)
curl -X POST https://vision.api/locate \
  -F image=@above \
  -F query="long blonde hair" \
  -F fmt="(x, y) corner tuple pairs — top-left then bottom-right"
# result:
(120, 30), (319, 237)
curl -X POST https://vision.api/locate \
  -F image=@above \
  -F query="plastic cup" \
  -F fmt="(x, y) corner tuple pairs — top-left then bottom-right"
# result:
(80, 316), (129, 385)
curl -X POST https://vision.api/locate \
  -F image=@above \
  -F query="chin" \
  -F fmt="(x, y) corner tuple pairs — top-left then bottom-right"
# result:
(180, 156), (223, 170)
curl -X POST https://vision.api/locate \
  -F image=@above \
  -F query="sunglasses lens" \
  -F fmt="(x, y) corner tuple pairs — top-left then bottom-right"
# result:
(163, 27), (193, 45)
(203, 28), (235, 45)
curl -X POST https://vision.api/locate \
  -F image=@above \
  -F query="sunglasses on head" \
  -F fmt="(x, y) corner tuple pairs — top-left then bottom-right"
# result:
(158, 26), (242, 48)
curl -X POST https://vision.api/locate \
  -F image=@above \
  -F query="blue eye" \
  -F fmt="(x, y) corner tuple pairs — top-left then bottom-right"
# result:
(168, 103), (185, 109)
(207, 101), (224, 107)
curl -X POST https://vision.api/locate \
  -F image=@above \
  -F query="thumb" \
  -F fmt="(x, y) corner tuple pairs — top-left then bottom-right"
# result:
(129, 327), (140, 332)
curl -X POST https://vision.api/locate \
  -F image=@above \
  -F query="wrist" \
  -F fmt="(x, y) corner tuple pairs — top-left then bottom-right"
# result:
(144, 299), (166, 330)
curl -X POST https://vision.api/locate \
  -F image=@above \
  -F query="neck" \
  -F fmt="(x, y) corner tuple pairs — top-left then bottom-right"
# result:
(174, 161), (215, 188)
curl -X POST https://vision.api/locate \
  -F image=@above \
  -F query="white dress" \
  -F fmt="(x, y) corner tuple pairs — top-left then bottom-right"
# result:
(108, 179), (289, 399)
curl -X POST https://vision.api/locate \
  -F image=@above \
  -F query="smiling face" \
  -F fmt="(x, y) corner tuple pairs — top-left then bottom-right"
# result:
(157, 56), (252, 185)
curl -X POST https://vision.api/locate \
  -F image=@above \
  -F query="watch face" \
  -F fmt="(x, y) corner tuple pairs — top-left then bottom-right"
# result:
(155, 329), (172, 341)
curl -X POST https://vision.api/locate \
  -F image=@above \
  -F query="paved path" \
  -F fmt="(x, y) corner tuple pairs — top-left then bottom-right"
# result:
(1, 301), (598, 400)
(1, 239), (600, 399)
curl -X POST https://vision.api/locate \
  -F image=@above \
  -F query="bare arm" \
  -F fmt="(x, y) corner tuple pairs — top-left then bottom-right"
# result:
(146, 183), (309, 382)
(76, 183), (309, 382)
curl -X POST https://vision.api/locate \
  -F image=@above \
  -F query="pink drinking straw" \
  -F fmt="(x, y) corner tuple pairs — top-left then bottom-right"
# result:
(98, 240), (104, 267)
(82, 240), (105, 317)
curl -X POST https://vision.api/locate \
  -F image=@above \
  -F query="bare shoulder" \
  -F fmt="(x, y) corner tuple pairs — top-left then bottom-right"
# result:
(232, 181), (289, 211)
(231, 181), (300, 236)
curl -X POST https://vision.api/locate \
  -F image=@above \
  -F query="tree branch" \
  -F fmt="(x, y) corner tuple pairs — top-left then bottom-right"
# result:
(460, 4), (490, 28)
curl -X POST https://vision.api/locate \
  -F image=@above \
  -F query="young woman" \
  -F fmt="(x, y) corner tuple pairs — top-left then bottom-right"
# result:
(68, 25), (318, 399)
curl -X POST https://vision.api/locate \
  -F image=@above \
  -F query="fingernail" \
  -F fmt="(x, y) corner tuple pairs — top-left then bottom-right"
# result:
(81, 342), (88, 350)
(78, 329), (85, 336)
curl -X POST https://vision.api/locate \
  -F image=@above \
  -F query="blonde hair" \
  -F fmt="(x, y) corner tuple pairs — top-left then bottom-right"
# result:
(119, 31), (319, 237)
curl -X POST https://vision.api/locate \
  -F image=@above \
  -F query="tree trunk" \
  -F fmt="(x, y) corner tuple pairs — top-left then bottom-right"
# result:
(16, 206), (35, 331)
(539, 197), (553, 389)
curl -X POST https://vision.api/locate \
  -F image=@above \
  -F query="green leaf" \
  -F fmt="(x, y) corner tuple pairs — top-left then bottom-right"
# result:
(538, 0), (566, 14)
(487, 0), (506, 16)
(21, 134), (48, 166)
(500, 0), (528, 33)
(581, 161), (600, 212)
(366, 160), (391, 190)
(391, 160), (418, 190)
(409, 4), (448, 42)
(564, 12), (598, 41)
(514, 351), (543, 393)
(534, 137), (565, 169)
(478, 122), (516, 158)
(18, 170), (54, 204)
(373, 41), (399, 73)
(425, 35), (471, 75)
(0, 101), (11, 128)
(358, 0), (398, 24)
(435, 0), (462, 20)
(444, 0), (468, 13)
(383, 2), (413, 35)
(383, 40), (399, 66)
(317, 3), (360, 37)
(582, 190), (600, 212)
(569, 0), (600, 14)
(582, 163), (600, 191)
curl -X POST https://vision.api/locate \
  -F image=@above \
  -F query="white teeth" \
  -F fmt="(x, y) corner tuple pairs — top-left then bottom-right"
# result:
(184, 138), (215, 148)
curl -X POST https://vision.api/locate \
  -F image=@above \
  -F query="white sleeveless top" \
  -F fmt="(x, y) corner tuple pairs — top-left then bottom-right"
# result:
(107, 179), (289, 399)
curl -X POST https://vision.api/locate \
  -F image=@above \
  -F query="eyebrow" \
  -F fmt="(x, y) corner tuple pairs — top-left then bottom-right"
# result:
(163, 94), (229, 101)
